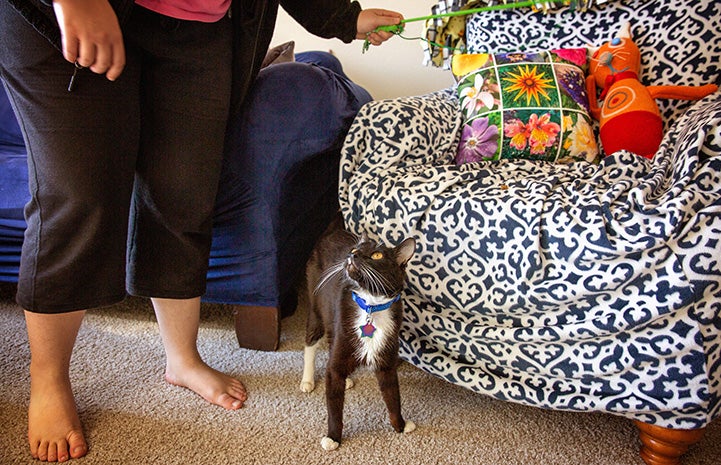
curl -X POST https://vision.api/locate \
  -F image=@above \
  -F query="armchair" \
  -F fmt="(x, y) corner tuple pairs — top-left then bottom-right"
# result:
(338, 1), (720, 463)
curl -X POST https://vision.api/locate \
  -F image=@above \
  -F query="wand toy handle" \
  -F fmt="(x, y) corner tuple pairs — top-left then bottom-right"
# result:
(362, 23), (406, 52)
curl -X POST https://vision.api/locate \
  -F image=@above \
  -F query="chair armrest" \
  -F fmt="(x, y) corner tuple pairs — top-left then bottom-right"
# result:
(339, 89), (461, 229)
(662, 92), (721, 165)
(340, 89), (460, 172)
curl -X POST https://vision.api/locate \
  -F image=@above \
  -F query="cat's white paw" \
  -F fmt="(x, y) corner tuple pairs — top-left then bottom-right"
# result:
(403, 420), (416, 433)
(321, 436), (339, 451)
(345, 378), (354, 390)
(300, 380), (315, 393)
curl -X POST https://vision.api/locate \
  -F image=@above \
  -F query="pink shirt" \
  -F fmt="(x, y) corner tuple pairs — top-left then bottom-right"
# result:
(135, 0), (231, 22)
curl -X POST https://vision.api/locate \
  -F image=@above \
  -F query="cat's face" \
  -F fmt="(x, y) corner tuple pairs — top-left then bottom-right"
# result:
(588, 22), (642, 88)
(344, 235), (415, 298)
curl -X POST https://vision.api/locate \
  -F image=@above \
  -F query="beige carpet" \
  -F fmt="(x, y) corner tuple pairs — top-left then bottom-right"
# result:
(1, 282), (718, 465)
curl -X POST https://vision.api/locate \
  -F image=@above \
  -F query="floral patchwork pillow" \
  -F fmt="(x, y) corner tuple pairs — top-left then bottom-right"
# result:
(452, 49), (599, 165)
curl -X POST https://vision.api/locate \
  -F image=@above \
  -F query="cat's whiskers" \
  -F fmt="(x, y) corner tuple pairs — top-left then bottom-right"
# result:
(589, 49), (631, 73)
(357, 263), (393, 296)
(313, 261), (346, 294)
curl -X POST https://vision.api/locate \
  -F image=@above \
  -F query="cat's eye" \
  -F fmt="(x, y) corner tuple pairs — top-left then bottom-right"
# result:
(371, 252), (384, 260)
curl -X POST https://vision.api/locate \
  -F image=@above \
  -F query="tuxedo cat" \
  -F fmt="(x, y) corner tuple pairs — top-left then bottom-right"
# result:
(300, 214), (416, 451)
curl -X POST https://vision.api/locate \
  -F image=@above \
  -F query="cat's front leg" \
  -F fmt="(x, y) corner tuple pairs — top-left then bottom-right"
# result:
(322, 368), (348, 450)
(375, 366), (415, 434)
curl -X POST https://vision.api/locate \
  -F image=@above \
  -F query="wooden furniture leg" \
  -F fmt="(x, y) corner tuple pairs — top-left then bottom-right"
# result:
(634, 421), (706, 465)
(232, 305), (280, 351)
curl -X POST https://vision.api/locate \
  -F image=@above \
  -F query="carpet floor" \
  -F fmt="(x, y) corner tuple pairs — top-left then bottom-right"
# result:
(1, 282), (718, 465)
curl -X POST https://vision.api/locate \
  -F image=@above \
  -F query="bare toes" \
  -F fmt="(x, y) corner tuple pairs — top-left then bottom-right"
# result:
(47, 442), (58, 462)
(56, 441), (70, 462)
(68, 430), (88, 458)
(35, 440), (47, 461)
(229, 382), (247, 401)
(217, 392), (244, 410)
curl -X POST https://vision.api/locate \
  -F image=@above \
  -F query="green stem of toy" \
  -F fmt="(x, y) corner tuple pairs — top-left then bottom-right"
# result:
(363, 0), (561, 52)
(397, 0), (555, 25)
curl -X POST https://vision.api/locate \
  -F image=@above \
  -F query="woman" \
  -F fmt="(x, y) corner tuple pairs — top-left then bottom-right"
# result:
(0, 0), (402, 461)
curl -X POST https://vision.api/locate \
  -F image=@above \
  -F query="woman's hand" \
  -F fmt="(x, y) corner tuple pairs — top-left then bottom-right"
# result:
(356, 9), (404, 47)
(52, 0), (126, 80)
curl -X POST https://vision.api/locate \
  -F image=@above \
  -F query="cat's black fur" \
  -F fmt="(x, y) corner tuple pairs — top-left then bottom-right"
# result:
(301, 213), (416, 450)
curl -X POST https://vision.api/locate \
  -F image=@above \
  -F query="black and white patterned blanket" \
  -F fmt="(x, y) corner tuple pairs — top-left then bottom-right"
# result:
(339, 0), (721, 428)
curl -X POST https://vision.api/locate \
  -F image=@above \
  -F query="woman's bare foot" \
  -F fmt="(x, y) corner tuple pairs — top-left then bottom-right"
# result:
(28, 374), (87, 462)
(25, 310), (87, 462)
(152, 297), (247, 410)
(164, 359), (247, 410)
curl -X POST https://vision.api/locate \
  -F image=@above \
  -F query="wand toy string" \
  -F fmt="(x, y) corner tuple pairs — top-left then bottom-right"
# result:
(362, 0), (574, 52)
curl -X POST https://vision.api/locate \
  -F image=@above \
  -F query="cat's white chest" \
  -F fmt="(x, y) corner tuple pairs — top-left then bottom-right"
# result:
(352, 291), (396, 368)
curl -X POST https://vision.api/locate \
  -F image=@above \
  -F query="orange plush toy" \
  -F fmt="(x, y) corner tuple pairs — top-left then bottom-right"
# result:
(586, 22), (718, 158)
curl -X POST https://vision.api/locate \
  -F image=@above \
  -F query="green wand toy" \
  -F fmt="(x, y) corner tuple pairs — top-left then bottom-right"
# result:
(363, 0), (571, 53)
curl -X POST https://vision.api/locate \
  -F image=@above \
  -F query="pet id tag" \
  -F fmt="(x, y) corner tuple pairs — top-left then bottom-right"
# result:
(360, 317), (376, 338)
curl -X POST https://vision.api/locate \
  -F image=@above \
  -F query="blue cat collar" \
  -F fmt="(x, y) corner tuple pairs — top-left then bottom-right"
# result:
(352, 292), (400, 314)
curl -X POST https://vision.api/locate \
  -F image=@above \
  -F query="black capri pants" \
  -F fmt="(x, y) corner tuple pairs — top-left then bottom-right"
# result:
(0, 4), (233, 313)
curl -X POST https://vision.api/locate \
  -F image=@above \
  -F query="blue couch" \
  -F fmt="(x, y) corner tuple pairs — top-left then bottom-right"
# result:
(0, 51), (372, 349)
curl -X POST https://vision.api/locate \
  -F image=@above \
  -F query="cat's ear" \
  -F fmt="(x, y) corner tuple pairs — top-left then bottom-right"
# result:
(359, 231), (369, 244)
(395, 238), (416, 266)
(618, 21), (632, 39)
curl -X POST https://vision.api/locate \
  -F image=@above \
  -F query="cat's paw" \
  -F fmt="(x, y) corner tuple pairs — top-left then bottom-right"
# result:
(403, 420), (416, 433)
(345, 378), (354, 390)
(320, 436), (339, 451)
(300, 380), (315, 393)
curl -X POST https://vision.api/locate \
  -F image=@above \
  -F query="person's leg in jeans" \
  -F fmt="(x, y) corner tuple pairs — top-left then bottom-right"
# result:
(0, 3), (244, 461)
(123, 7), (246, 413)
(1, 2), (139, 459)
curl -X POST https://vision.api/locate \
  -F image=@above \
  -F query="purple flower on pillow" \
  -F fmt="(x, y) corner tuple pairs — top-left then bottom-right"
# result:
(557, 65), (590, 111)
(456, 117), (499, 164)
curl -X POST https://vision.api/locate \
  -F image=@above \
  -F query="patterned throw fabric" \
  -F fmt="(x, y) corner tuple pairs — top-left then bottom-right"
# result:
(339, 0), (721, 428)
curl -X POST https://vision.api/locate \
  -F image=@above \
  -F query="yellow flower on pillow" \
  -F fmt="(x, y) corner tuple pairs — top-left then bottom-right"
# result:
(503, 64), (555, 106)
(452, 53), (491, 78)
(565, 117), (598, 160)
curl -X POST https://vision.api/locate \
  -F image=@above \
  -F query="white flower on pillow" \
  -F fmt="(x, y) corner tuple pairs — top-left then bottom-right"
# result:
(460, 74), (496, 114)
(563, 115), (598, 162)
